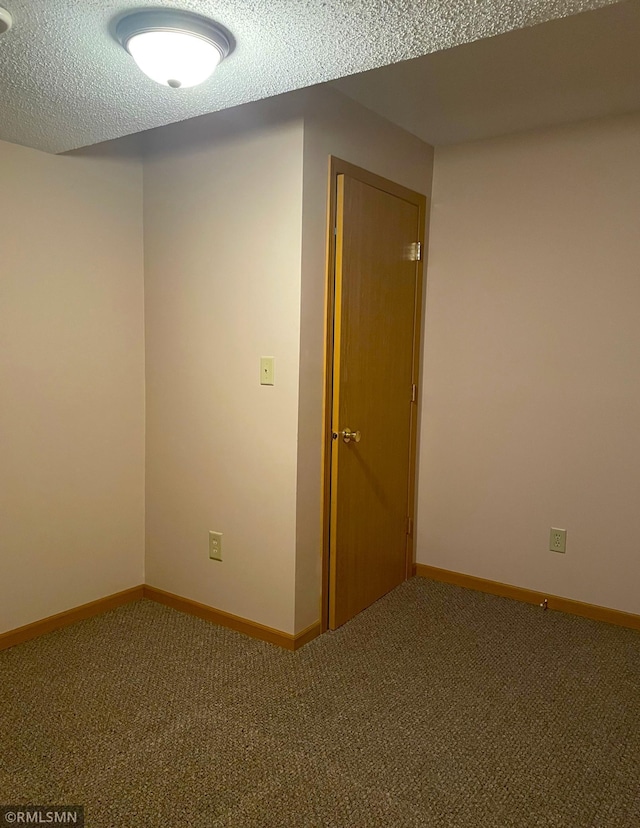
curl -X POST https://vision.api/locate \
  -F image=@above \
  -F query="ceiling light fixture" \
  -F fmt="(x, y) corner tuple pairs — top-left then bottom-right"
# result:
(0, 7), (12, 35)
(116, 10), (234, 89)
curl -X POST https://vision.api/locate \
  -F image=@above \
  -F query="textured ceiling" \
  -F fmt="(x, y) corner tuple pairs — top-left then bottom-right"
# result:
(334, 0), (640, 145)
(0, 0), (624, 154)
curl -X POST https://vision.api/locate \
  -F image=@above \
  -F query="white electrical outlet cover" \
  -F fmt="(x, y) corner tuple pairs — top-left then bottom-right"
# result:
(209, 530), (223, 561)
(549, 528), (567, 554)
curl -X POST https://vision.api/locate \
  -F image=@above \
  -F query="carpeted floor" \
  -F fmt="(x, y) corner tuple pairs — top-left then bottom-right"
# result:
(1, 578), (639, 827)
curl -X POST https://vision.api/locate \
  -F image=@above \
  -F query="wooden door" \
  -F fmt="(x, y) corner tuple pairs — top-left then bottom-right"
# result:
(329, 169), (424, 630)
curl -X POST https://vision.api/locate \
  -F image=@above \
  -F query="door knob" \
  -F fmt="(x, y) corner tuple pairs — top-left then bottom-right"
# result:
(333, 428), (362, 444)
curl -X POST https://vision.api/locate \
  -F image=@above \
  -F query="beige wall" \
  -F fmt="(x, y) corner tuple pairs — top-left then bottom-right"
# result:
(0, 139), (145, 634)
(6, 90), (634, 640)
(418, 113), (640, 615)
(6, 92), (633, 641)
(143, 103), (305, 634)
(296, 89), (434, 631)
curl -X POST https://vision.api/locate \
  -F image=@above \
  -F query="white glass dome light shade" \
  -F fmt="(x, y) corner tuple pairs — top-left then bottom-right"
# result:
(127, 31), (222, 88)
(116, 10), (234, 89)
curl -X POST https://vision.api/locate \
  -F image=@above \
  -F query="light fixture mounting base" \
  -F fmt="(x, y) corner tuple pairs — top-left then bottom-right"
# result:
(115, 9), (234, 59)
(0, 7), (13, 35)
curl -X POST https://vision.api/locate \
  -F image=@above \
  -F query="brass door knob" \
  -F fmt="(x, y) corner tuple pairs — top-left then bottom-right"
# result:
(332, 428), (362, 444)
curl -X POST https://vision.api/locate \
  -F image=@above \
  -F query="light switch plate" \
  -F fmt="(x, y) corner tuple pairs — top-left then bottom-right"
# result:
(260, 356), (275, 386)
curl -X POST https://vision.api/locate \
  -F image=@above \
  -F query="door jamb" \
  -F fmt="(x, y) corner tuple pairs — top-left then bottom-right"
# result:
(320, 157), (428, 633)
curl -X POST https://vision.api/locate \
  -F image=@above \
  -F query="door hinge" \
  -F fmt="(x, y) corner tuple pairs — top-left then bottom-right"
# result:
(411, 383), (417, 403)
(414, 241), (422, 261)
(406, 517), (413, 536)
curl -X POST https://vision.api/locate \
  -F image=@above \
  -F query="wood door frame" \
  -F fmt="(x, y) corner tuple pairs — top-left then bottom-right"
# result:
(320, 157), (429, 633)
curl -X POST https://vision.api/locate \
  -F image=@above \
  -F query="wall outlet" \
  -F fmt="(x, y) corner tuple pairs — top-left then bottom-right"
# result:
(209, 531), (223, 561)
(549, 528), (567, 554)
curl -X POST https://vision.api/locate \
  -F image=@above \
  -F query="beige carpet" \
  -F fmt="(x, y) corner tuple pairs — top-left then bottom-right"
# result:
(1, 578), (639, 827)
